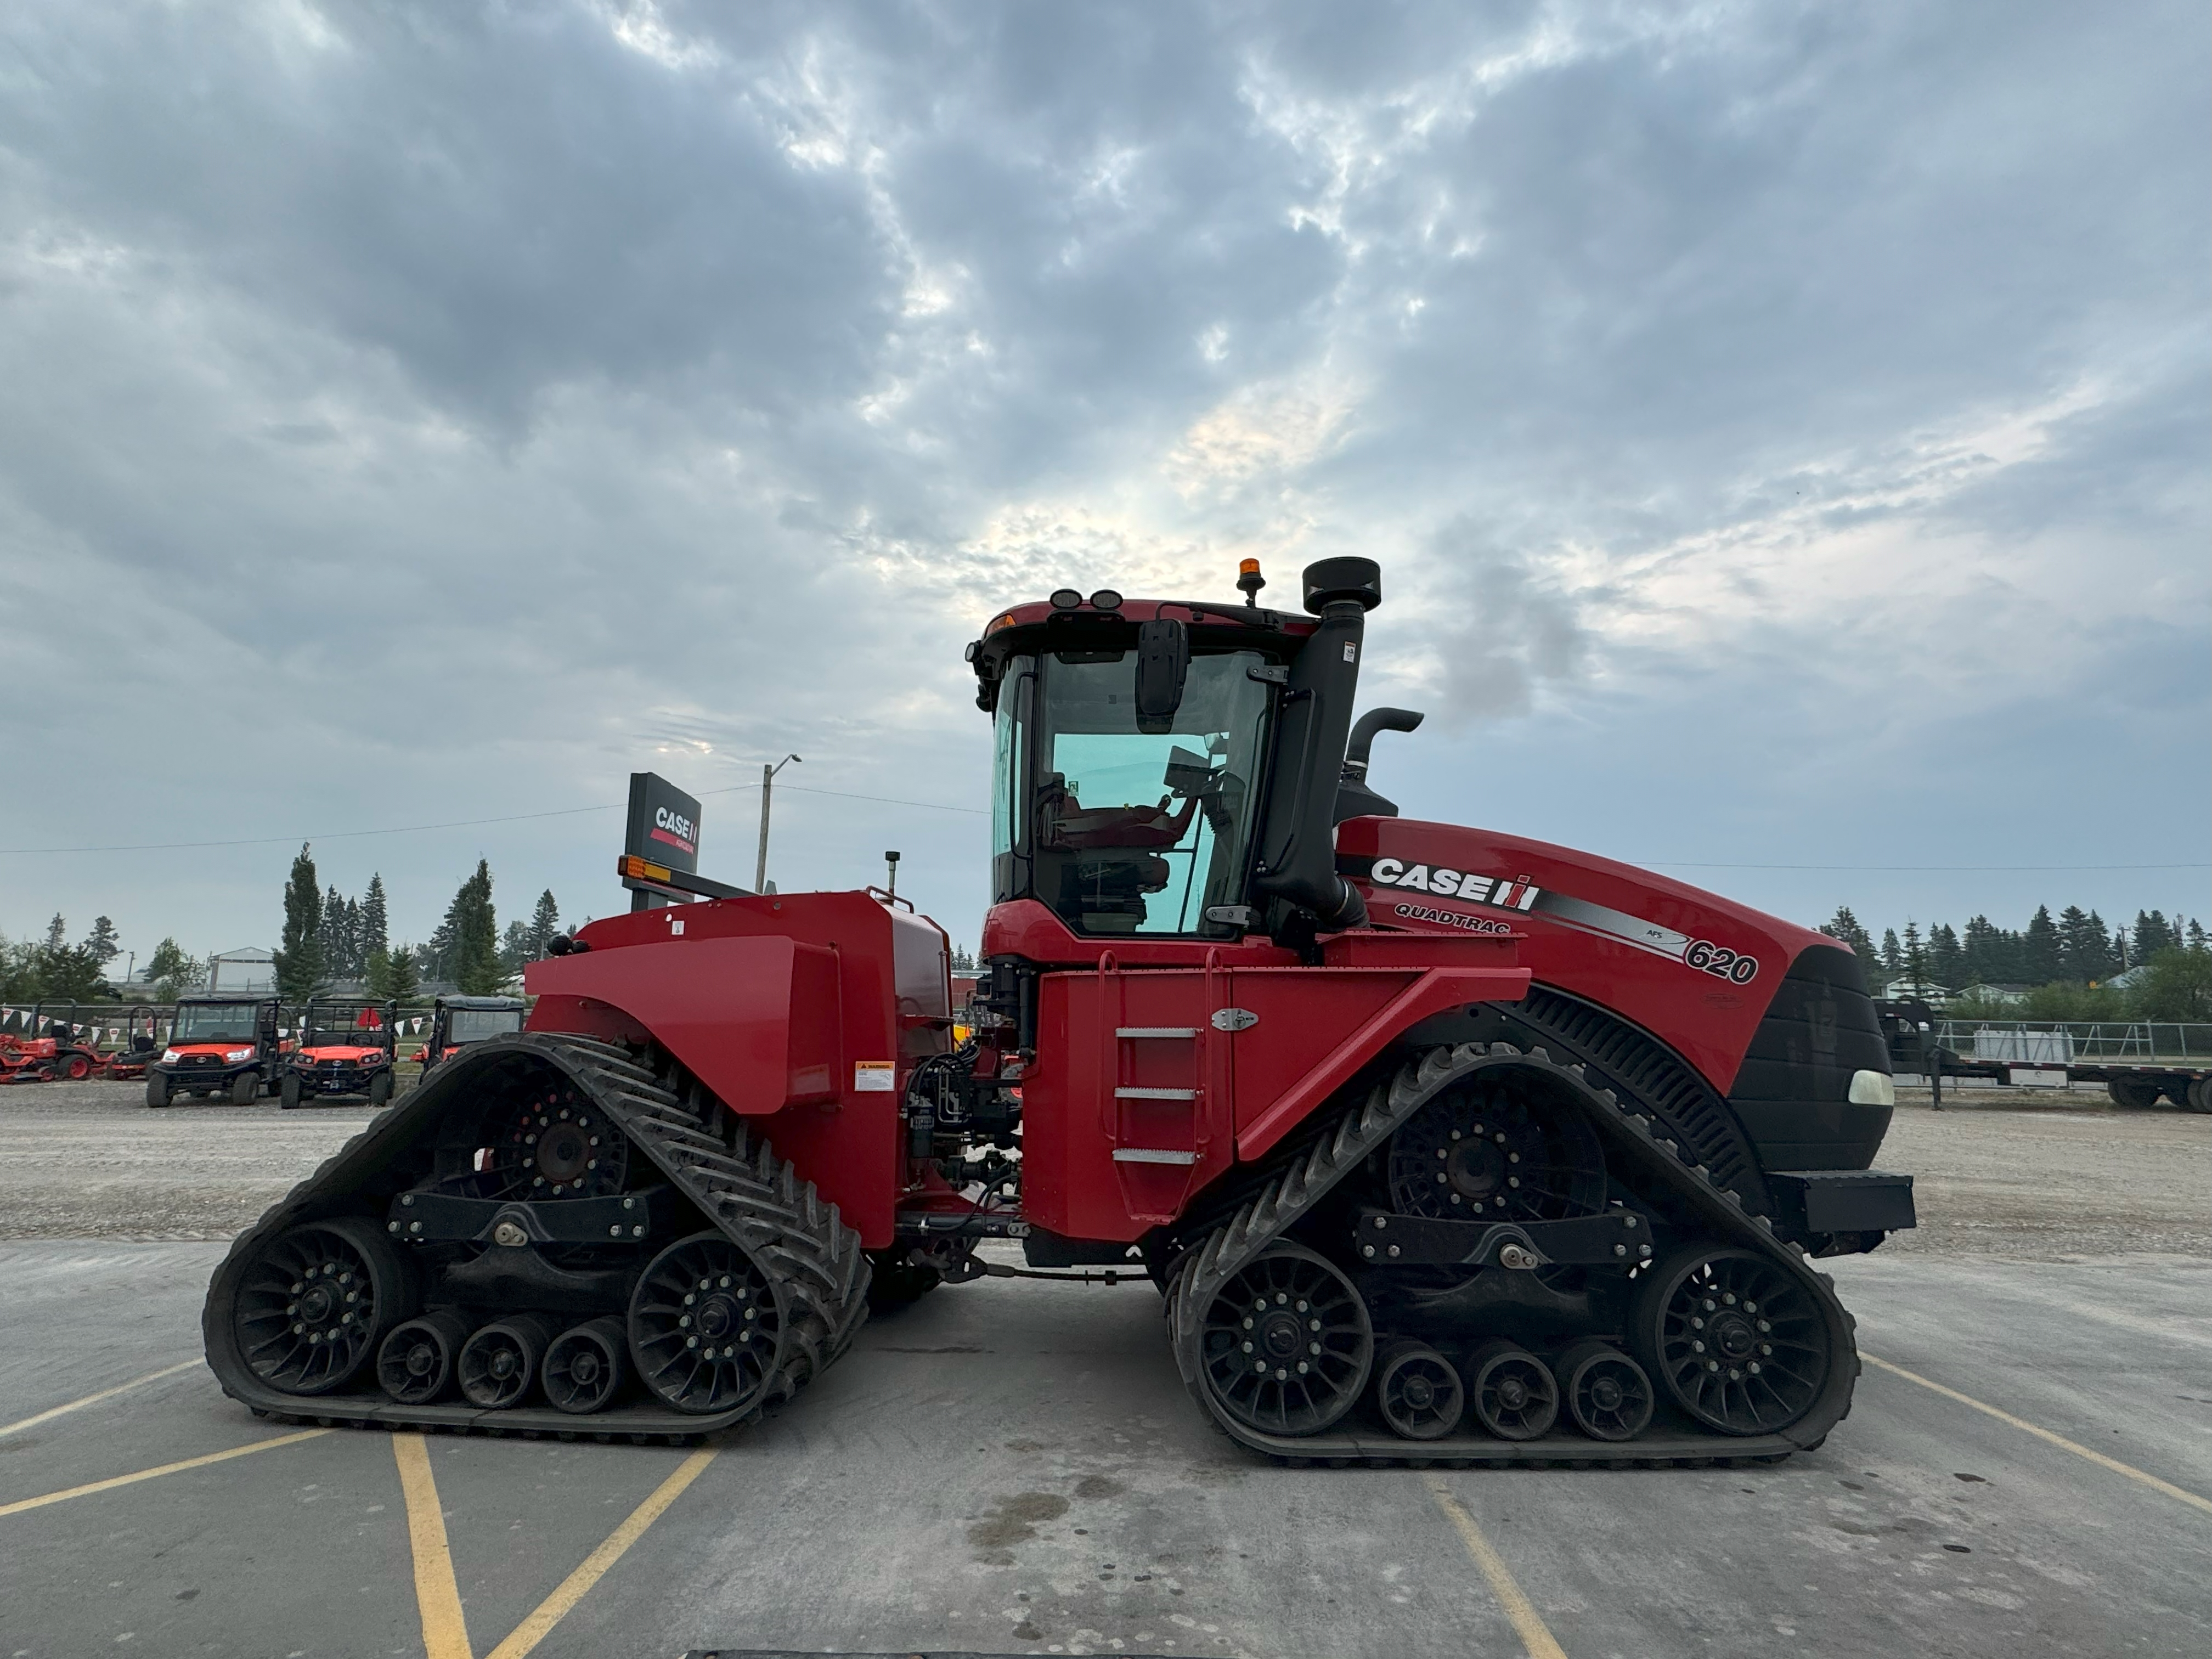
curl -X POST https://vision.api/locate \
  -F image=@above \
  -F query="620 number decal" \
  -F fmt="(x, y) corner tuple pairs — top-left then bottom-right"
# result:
(1685, 939), (1760, 985)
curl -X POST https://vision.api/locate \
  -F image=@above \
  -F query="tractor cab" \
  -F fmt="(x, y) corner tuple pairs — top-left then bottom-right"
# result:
(413, 994), (526, 1076)
(147, 995), (283, 1107)
(283, 997), (399, 1109)
(968, 558), (1385, 954)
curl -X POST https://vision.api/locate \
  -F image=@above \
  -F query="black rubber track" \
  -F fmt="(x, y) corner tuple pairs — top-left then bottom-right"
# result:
(202, 1033), (870, 1442)
(1166, 1040), (1858, 1468)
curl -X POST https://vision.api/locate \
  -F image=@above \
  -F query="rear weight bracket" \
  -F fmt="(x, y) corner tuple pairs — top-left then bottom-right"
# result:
(1353, 1208), (1654, 1268)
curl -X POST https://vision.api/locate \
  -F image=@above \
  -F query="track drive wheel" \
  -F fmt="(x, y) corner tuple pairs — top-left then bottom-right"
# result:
(629, 1231), (782, 1415)
(279, 1073), (303, 1109)
(1555, 1339), (1655, 1442)
(1374, 1340), (1464, 1440)
(1467, 1340), (1558, 1440)
(145, 1073), (170, 1109)
(377, 1312), (473, 1404)
(1635, 1246), (1830, 1435)
(368, 1070), (395, 1106)
(1197, 1241), (1373, 1437)
(232, 1218), (415, 1396)
(229, 1070), (259, 1106)
(544, 1317), (629, 1414)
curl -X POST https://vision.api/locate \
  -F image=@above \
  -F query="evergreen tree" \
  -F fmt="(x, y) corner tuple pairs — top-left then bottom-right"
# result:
(1928, 923), (1964, 989)
(366, 944), (421, 1006)
(442, 860), (501, 994)
(360, 874), (390, 962)
(273, 843), (325, 1001)
(950, 943), (976, 971)
(1879, 929), (1903, 975)
(34, 941), (109, 1001)
(81, 916), (122, 967)
(2134, 910), (2176, 961)
(2112, 925), (2131, 971)
(44, 913), (66, 951)
(146, 938), (199, 1001)
(527, 890), (561, 958)
(319, 884), (351, 980)
(2058, 905), (2112, 983)
(1900, 921), (1928, 990)
(499, 920), (533, 975)
(2022, 905), (2062, 984)
(2190, 918), (2209, 951)
(1818, 906), (1875, 957)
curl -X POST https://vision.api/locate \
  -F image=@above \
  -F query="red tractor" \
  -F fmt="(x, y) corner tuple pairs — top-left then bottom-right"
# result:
(202, 560), (1912, 1464)
(281, 998), (399, 1109)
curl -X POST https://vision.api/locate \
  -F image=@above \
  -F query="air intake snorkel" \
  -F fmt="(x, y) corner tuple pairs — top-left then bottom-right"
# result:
(1252, 557), (1382, 944)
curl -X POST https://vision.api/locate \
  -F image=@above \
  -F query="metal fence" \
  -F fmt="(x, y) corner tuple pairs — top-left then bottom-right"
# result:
(1934, 1019), (2212, 1062)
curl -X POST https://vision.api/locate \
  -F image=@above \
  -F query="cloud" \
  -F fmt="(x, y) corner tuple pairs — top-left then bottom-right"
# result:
(0, 0), (2203, 959)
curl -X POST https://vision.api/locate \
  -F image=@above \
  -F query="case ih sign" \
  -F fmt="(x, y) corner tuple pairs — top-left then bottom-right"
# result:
(625, 772), (701, 871)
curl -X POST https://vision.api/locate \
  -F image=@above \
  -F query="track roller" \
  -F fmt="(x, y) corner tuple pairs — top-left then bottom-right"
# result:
(1555, 1339), (1654, 1442)
(1195, 1241), (1373, 1437)
(1467, 1339), (1558, 1440)
(459, 1313), (561, 1409)
(629, 1231), (782, 1415)
(377, 1312), (474, 1405)
(1374, 1341), (1464, 1440)
(544, 1317), (629, 1415)
(230, 1218), (415, 1397)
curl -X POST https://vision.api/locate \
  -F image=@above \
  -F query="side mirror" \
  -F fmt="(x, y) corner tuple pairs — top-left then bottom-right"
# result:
(1134, 618), (1189, 735)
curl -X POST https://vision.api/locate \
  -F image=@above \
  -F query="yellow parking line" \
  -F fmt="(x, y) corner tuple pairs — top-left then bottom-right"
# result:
(1863, 1352), (2212, 1517)
(0, 1358), (205, 1438)
(393, 1433), (476, 1659)
(484, 1447), (719, 1659)
(0, 1429), (329, 1517)
(1424, 1476), (1570, 1659)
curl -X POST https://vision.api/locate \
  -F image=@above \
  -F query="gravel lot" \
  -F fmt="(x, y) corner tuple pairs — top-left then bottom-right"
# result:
(5, 1076), (2205, 1257)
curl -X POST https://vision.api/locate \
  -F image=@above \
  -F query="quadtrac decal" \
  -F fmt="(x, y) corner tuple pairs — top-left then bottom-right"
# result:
(1362, 857), (1760, 984)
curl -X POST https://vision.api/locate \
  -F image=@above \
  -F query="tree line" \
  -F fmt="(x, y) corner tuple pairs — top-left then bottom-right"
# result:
(2, 845), (571, 1007)
(1819, 904), (2212, 1022)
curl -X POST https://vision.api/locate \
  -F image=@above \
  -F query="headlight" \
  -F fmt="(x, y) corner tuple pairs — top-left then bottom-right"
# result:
(1848, 1070), (1896, 1107)
(226, 1047), (255, 1063)
(160, 1049), (180, 1064)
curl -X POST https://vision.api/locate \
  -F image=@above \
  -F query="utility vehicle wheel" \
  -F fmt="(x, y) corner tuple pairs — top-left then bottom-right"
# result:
(367, 1070), (395, 1107)
(864, 1249), (940, 1310)
(629, 1231), (782, 1415)
(1467, 1340), (1558, 1440)
(145, 1074), (171, 1109)
(1635, 1245), (1830, 1435)
(377, 1312), (472, 1404)
(231, 1217), (414, 1396)
(229, 1070), (259, 1106)
(279, 1074), (303, 1109)
(459, 1314), (561, 1409)
(1555, 1340), (1655, 1442)
(1196, 1240), (1373, 1437)
(1374, 1340), (1464, 1440)
(2107, 1077), (2161, 1110)
(544, 1317), (629, 1414)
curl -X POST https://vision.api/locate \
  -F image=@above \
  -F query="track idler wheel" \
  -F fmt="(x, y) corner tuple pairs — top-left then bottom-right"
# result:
(629, 1231), (782, 1416)
(544, 1317), (629, 1415)
(459, 1313), (561, 1408)
(1555, 1339), (1654, 1442)
(1467, 1340), (1558, 1440)
(1635, 1246), (1830, 1435)
(1197, 1241), (1373, 1437)
(232, 1218), (415, 1397)
(1374, 1340), (1464, 1440)
(377, 1312), (473, 1404)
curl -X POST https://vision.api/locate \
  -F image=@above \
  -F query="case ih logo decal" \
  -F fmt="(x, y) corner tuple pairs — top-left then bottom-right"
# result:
(650, 805), (697, 855)
(1369, 859), (1539, 909)
(1361, 857), (1760, 984)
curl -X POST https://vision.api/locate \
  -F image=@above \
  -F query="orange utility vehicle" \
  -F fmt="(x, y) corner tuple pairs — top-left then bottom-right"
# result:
(282, 998), (400, 1108)
(146, 996), (285, 1107)
(412, 995), (527, 1077)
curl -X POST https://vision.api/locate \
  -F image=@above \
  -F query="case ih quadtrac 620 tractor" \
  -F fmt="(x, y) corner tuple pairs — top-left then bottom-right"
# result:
(204, 559), (1913, 1463)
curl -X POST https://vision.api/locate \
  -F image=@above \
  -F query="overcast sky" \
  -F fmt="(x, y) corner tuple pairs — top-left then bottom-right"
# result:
(2, 0), (2205, 967)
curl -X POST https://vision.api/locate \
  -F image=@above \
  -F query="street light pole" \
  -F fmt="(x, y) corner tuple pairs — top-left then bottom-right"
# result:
(755, 754), (802, 894)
